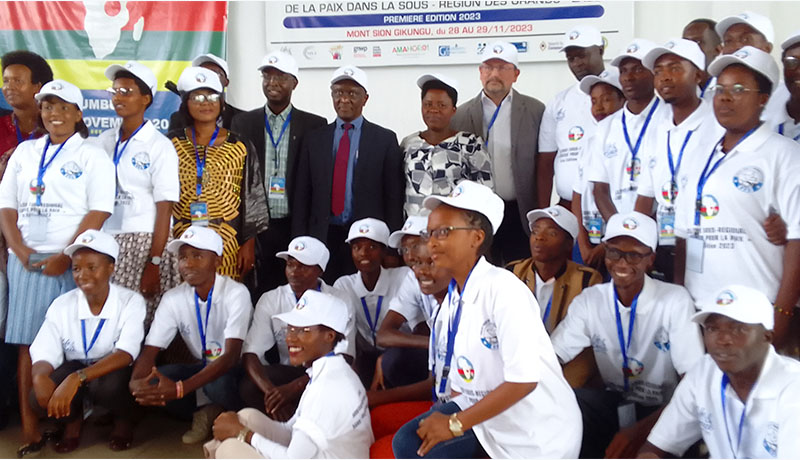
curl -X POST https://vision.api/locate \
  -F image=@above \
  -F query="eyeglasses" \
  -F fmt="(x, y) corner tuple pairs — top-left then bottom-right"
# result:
(262, 73), (294, 84)
(189, 93), (221, 104)
(710, 84), (758, 98)
(604, 246), (652, 264)
(420, 226), (478, 241)
(783, 56), (800, 71)
(286, 326), (319, 337)
(107, 87), (139, 97)
(331, 89), (364, 100)
(479, 63), (515, 73)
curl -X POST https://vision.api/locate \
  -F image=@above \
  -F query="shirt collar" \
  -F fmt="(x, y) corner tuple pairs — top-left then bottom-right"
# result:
(336, 115), (363, 130)
(480, 89), (513, 109)
(265, 103), (293, 121)
(623, 95), (659, 118)
(115, 119), (157, 144)
(77, 283), (120, 320)
(668, 99), (713, 132)
(609, 275), (654, 315)
(35, 131), (84, 150)
(354, 266), (391, 297)
(724, 122), (773, 157)
(192, 274), (220, 303)
(746, 346), (790, 399)
(306, 351), (339, 380)
(456, 256), (492, 304)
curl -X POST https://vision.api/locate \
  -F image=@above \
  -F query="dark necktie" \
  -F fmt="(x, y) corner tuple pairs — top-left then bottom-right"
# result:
(331, 122), (353, 216)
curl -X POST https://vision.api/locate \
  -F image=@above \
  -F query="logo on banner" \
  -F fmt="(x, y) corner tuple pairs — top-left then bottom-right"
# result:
(456, 356), (475, 382)
(511, 41), (528, 53)
(568, 126), (584, 141)
(439, 45), (450, 57)
(392, 44), (428, 55)
(303, 46), (318, 60)
(329, 45), (343, 60)
(476, 42), (487, 55)
(373, 46), (382, 57)
(733, 166), (763, 193)
(353, 46), (368, 58)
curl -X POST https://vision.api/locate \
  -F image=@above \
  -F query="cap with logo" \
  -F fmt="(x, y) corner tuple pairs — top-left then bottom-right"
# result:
(177, 66), (223, 94)
(345, 217), (390, 245)
(602, 211), (658, 252)
(526, 205), (579, 241)
(642, 38), (706, 72)
(388, 215), (428, 249)
(330, 65), (369, 93)
(416, 73), (459, 95)
(422, 180), (504, 235)
(258, 51), (299, 79)
(35, 79), (84, 109)
(64, 229), (120, 261)
(191, 53), (230, 78)
(276, 236), (330, 271)
(481, 41), (519, 67)
(560, 25), (603, 52)
(275, 290), (349, 334)
(691, 285), (774, 330)
(611, 38), (659, 67)
(707, 46), (779, 87)
(579, 67), (622, 95)
(781, 29), (800, 51)
(104, 61), (157, 95)
(715, 11), (775, 45)
(167, 225), (224, 256)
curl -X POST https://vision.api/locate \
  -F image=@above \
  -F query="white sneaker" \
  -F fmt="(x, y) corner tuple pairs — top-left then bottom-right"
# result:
(182, 404), (223, 444)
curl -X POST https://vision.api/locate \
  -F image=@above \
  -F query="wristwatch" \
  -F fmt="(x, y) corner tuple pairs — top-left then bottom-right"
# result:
(148, 256), (162, 266)
(448, 413), (464, 437)
(76, 369), (88, 386)
(236, 427), (252, 444)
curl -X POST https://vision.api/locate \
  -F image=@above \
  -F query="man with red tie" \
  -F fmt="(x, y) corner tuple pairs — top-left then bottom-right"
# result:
(292, 66), (404, 282)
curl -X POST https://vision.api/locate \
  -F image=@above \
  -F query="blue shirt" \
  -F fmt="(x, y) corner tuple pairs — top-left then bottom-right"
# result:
(330, 116), (363, 225)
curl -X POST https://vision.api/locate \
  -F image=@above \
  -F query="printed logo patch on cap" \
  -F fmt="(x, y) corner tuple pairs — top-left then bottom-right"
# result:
(493, 44), (503, 54)
(295, 297), (308, 310)
(184, 229), (195, 239)
(739, 12), (749, 19)
(402, 221), (413, 231)
(665, 41), (675, 49)
(734, 49), (750, 59)
(51, 82), (63, 91)
(294, 241), (306, 251)
(569, 30), (580, 40)
(358, 224), (371, 234)
(81, 235), (94, 244)
(622, 218), (639, 230)
(344, 68), (354, 76)
(600, 70), (610, 78)
(716, 290), (736, 305)
(268, 56), (278, 64)
(548, 208), (560, 217)
(195, 73), (207, 83)
(627, 43), (639, 53)
(450, 185), (464, 197)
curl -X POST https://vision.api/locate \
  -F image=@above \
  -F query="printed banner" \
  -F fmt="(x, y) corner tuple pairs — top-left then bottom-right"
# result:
(266, 1), (633, 68)
(0, 1), (228, 136)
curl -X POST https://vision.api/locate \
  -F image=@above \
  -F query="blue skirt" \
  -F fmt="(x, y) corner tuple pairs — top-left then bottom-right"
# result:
(4, 253), (76, 345)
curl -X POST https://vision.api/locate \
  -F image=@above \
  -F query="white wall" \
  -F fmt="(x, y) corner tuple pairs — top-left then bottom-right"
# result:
(225, 1), (800, 138)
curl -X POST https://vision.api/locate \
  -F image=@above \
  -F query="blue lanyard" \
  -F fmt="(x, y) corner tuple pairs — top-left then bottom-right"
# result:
(542, 295), (553, 331)
(621, 98), (660, 182)
(360, 295), (383, 344)
(113, 122), (146, 166)
(778, 123), (800, 142)
(81, 318), (107, 359)
(36, 134), (74, 206)
(694, 126), (758, 226)
(194, 286), (214, 364)
(14, 117), (35, 144)
(435, 265), (475, 396)
(699, 78), (711, 98)
(613, 288), (639, 392)
(485, 99), (503, 141)
(720, 374), (748, 458)
(264, 110), (292, 171)
(191, 126), (220, 196)
(667, 130), (694, 193)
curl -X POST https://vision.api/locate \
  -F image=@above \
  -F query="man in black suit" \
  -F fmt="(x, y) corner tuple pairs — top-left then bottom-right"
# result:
(231, 51), (326, 297)
(292, 65), (404, 282)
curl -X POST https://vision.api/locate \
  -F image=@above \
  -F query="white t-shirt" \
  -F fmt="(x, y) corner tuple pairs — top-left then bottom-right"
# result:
(647, 348), (800, 459)
(334, 266), (419, 348)
(481, 91), (515, 200)
(243, 282), (355, 364)
(551, 276), (704, 406)
(145, 275), (253, 361)
(574, 131), (604, 242)
(673, 123), (800, 305)
(539, 82), (597, 200)
(91, 122), (179, 234)
(426, 298), (450, 403)
(30, 283), (145, 368)
(250, 354), (374, 458)
(762, 84), (800, 143)
(587, 97), (667, 215)
(447, 257), (581, 458)
(387, 280), (438, 330)
(638, 100), (723, 245)
(0, 135), (115, 252)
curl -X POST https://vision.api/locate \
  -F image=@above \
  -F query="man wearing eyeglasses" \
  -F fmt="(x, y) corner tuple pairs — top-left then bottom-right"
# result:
(292, 65), (404, 283)
(763, 31), (800, 142)
(231, 51), (327, 298)
(550, 211), (704, 459)
(450, 41), (546, 266)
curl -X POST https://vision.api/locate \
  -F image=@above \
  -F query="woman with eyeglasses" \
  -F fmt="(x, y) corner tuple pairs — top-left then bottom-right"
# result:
(392, 181), (581, 459)
(169, 66), (268, 282)
(91, 61), (180, 328)
(0, 80), (115, 457)
(401, 74), (492, 217)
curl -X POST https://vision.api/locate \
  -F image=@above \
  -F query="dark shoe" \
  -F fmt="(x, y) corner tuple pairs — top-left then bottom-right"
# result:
(109, 435), (133, 451)
(42, 428), (63, 442)
(54, 437), (80, 454)
(16, 439), (45, 458)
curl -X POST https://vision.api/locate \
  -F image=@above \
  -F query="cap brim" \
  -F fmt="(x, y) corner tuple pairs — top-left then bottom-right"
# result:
(579, 75), (603, 95)
(104, 64), (126, 81)
(707, 54), (747, 78)
(690, 307), (769, 329)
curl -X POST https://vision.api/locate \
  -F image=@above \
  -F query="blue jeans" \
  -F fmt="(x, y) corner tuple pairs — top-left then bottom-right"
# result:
(392, 401), (484, 459)
(158, 363), (243, 420)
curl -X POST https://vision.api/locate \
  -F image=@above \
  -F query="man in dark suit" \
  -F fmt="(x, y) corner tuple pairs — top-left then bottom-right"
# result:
(450, 41), (546, 266)
(231, 51), (327, 297)
(292, 65), (404, 282)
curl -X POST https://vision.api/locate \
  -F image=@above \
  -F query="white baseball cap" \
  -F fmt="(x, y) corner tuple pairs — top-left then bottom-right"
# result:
(716, 11), (774, 45)
(345, 217), (390, 245)
(692, 285), (774, 330)
(104, 61), (157, 95)
(708, 46), (779, 87)
(602, 211), (658, 252)
(781, 29), (800, 51)
(422, 181), (504, 235)
(167, 226), (223, 256)
(611, 38), (659, 67)
(526, 205), (579, 241)
(177, 66), (223, 94)
(64, 229), (120, 261)
(35, 79), (84, 109)
(416, 73), (459, 95)
(579, 67), (622, 95)
(388, 215), (428, 249)
(275, 290), (349, 335)
(191, 53), (230, 78)
(482, 41), (519, 67)
(276, 236), (330, 271)
(643, 38), (706, 72)
(258, 51), (299, 79)
(331, 65), (369, 93)
(560, 25), (603, 52)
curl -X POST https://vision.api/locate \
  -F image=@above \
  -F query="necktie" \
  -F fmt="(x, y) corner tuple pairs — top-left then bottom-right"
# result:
(332, 122), (353, 216)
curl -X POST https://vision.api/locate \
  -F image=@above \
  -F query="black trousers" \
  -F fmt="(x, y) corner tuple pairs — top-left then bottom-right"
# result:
(489, 200), (530, 266)
(322, 224), (357, 285)
(254, 217), (292, 301)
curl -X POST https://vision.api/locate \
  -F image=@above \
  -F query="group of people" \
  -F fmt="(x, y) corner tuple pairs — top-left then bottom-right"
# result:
(0, 7), (799, 460)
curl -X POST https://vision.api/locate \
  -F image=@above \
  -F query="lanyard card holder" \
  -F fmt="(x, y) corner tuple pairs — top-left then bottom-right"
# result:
(617, 401), (637, 428)
(28, 207), (48, 243)
(686, 234), (704, 273)
(190, 201), (209, 227)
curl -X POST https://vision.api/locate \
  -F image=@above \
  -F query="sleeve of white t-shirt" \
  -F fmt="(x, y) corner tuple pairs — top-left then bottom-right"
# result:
(645, 368), (703, 456)
(492, 280), (545, 383)
(149, 138), (180, 203)
(665, 287), (704, 376)
(387, 271), (425, 329)
(585, 130), (610, 183)
(114, 291), (147, 361)
(0, 148), (22, 209)
(250, 429), (318, 459)
(29, 298), (67, 369)
(243, 292), (278, 364)
(637, 150), (657, 198)
(538, 98), (558, 152)
(144, 291), (180, 349)
(549, 291), (593, 364)
(223, 283), (254, 341)
(777, 378), (800, 458)
(774, 147), (800, 240)
(83, 145), (116, 213)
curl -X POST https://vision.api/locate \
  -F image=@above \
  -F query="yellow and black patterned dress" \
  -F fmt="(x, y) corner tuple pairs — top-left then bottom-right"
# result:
(171, 129), (269, 280)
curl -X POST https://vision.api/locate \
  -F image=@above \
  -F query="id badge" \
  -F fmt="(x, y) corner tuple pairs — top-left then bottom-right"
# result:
(190, 201), (209, 227)
(268, 176), (286, 200)
(617, 401), (637, 429)
(686, 236), (704, 273)
(105, 203), (125, 231)
(28, 210), (48, 243)
(658, 211), (676, 244)
(587, 216), (604, 245)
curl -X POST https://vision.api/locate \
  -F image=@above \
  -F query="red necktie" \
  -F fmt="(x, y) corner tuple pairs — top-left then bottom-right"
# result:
(331, 122), (353, 216)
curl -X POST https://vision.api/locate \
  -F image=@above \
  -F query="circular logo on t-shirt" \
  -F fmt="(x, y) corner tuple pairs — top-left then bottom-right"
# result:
(131, 152), (151, 170)
(604, 144), (618, 158)
(653, 326), (670, 352)
(60, 161), (83, 179)
(624, 357), (644, 377)
(733, 166), (764, 193)
(661, 181), (678, 203)
(626, 158), (642, 178)
(480, 320), (498, 350)
(699, 194), (720, 219)
(456, 356), (475, 382)
(204, 341), (223, 361)
(763, 422), (778, 457)
(568, 126), (584, 142)
(716, 290), (736, 305)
